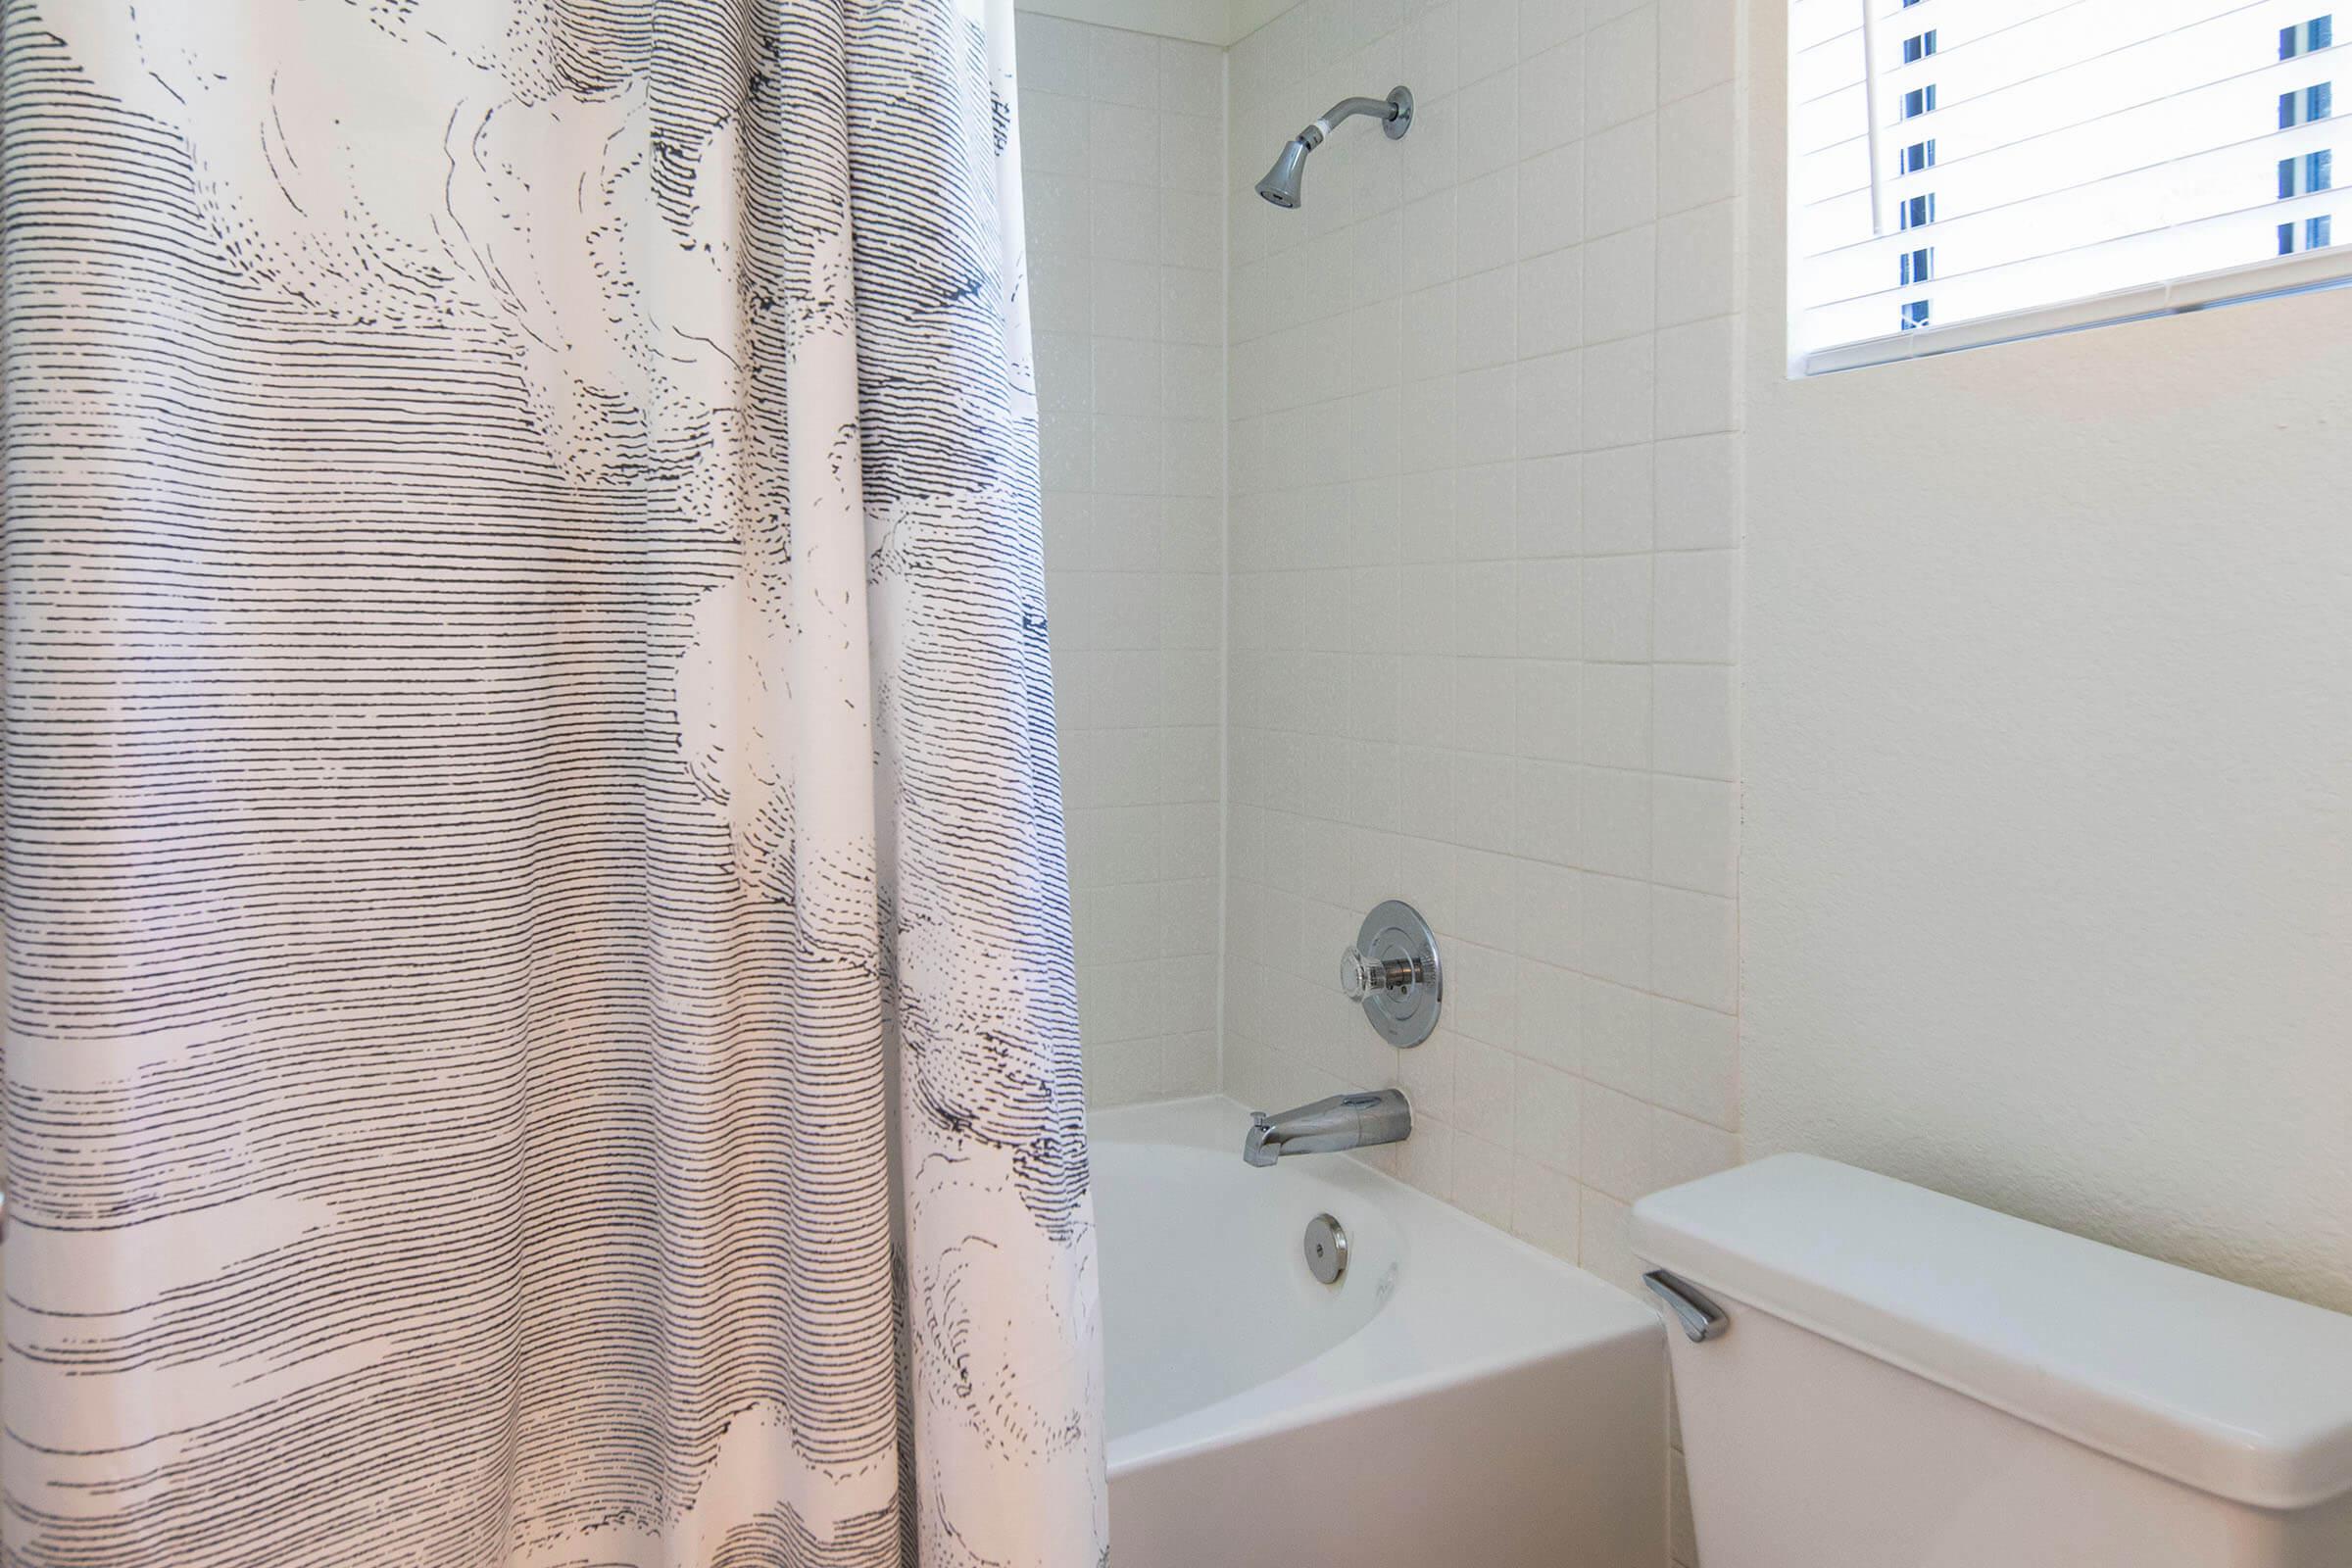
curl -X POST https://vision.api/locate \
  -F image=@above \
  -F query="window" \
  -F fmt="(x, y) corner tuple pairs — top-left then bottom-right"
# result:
(2279, 212), (2336, 249)
(1791, 0), (2351, 372)
(2279, 82), (2333, 125)
(2282, 16), (2334, 56)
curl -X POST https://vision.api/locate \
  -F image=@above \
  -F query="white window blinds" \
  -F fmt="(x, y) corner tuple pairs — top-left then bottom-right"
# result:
(1790, 0), (2352, 371)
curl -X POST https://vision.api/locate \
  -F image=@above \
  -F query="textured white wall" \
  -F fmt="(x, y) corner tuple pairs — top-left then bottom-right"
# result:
(1016, 15), (1229, 1105)
(1740, 0), (2352, 1313)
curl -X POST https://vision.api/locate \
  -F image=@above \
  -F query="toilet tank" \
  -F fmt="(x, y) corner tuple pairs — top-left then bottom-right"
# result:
(1630, 1155), (2352, 1568)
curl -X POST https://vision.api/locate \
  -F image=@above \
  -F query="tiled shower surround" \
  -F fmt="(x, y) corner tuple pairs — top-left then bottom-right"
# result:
(1017, 15), (1228, 1104)
(1020, 5), (1740, 1557)
(1020, 0), (1743, 1300)
(1222, 0), (1744, 1307)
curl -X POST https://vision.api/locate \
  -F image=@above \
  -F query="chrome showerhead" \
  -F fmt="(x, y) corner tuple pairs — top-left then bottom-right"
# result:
(1254, 85), (1413, 210)
(1256, 137), (1312, 208)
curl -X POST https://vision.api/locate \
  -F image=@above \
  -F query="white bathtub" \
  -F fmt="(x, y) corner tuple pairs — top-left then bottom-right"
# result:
(1093, 1096), (1668, 1568)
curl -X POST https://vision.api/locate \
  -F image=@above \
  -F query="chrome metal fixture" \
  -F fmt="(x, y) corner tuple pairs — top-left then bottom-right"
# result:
(1254, 85), (1414, 208)
(1642, 1269), (1731, 1344)
(1243, 1089), (1413, 1166)
(1341, 900), (1442, 1048)
(1303, 1212), (1350, 1284)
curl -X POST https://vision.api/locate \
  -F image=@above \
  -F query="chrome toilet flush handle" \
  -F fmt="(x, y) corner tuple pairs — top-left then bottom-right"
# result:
(1643, 1269), (1731, 1344)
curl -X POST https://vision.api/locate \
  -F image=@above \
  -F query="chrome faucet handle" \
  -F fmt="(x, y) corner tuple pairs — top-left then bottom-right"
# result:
(1340, 900), (1444, 1048)
(1340, 947), (1416, 1000)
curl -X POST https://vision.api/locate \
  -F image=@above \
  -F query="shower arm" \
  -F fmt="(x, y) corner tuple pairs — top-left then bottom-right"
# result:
(1295, 94), (1405, 149)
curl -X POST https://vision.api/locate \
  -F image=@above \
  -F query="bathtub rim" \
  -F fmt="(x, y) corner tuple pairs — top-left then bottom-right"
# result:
(1089, 1094), (1664, 1478)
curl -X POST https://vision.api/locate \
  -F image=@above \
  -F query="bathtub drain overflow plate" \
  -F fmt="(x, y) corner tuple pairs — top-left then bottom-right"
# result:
(1303, 1212), (1349, 1285)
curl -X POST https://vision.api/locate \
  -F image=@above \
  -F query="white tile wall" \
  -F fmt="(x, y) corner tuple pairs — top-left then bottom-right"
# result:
(1018, 14), (1228, 1106)
(1023, 3), (1742, 1556)
(1216, 8), (1742, 1559)
(1218, 0), (1743, 1331)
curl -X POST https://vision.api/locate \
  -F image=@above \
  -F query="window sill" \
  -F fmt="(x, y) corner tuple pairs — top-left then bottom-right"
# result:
(1797, 247), (2352, 376)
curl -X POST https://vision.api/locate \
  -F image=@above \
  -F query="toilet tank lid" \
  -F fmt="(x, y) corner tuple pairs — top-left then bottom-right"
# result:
(1630, 1153), (2352, 1511)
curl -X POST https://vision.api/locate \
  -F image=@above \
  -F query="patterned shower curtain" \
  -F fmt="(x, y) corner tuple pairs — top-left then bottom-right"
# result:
(0, 1), (1105, 1564)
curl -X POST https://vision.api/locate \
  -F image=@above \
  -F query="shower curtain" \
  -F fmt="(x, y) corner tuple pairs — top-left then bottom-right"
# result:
(0, 1), (1105, 1564)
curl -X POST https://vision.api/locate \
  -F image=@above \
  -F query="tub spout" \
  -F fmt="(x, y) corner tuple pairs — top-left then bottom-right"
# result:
(1243, 1090), (1412, 1166)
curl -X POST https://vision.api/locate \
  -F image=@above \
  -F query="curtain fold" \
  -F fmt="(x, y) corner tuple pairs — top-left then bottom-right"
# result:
(0, 1), (1105, 1563)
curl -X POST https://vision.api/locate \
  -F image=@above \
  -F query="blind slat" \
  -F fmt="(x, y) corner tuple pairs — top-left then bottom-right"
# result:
(1789, 0), (2348, 368)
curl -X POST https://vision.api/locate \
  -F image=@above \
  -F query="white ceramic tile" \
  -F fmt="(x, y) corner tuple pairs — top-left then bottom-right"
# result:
(1581, 331), (1656, 450)
(1515, 857), (1583, 959)
(1650, 773), (1737, 896)
(1652, 661), (1735, 779)
(1578, 870), (1650, 988)
(1514, 349), (1581, 458)
(1580, 659), (1651, 769)
(1159, 36), (1225, 118)
(1456, 364), (1518, 466)
(1581, 1080), (1653, 1200)
(1584, 113), (1658, 236)
(1516, 658), (1580, 761)
(1514, 559), (1582, 659)
(1655, 315), (1739, 438)
(1016, 13), (1091, 98)
(1521, 0), (1589, 54)
(1511, 1155), (1583, 1259)
(1404, 189), (1460, 289)
(1453, 1134), (1516, 1227)
(1657, 81), (1736, 215)
(1585, 4), (1658, 131)
(1456, 168), (1519, 275)
(1516, 142), (1585, 257)
(1399, 1), (1465, 100)
(1583, 222), (1658, 344)
(1652, 994), (1738, 1129)
(1518, 38), (1586, 156)
(1160, 113), (1224, 192)
(1650, 884), (1736, 1011)
(1514, 956), (1583, 1071)
(1516, 245), (1584, 357)
(1581, 764), (1652, 879)
(1513, 1055), (1585, 1168)
(1517, 453), (1583, 557)
(1581, 443), (1654, 553)
(1580, 974), (1652, 1096)
(1657, 0), (1736, 101)
(1582, 550), (1653, 661)
(1652, 432), (1738, 549)
(1652, 548), (1735, 662)
(1656, 199), (1739, 326)
(1090, 24), (1160, 107)
(1456, 1036), (1518, 1143)
(1093, 337), (1163, 416)
(1512, 756), (1582, 864)
(1459, 0), (1523, 83)
(1651, 1106), (1738, 1192)
(1457, 266), (1519, 369)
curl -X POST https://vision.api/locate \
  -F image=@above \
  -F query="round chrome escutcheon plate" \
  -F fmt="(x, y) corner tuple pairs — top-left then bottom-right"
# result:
(1353, 899), (1442, 1048)
(1303, 1212), (1349, 1285)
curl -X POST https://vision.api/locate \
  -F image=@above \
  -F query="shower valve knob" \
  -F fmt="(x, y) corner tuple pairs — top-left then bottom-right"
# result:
(1340, 947), (1417, 1000)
